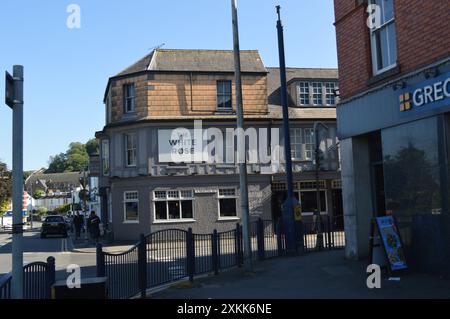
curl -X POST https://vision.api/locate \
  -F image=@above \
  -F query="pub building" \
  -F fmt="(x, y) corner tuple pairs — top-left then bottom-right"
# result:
(334, 0), (450, 274)
(92, 49), (342, 241)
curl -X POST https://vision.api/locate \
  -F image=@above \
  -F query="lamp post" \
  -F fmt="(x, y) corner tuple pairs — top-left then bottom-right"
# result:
(231, 0), (252, 272)
(313, 122), (328, 250)
(276, 6), (300, 255)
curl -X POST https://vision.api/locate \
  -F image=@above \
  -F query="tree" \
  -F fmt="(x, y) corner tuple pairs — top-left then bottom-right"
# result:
(47, 153), (68, 173)
(23, 171), (33, 183)
(86, 138), (99, 156)
(54, 204), (71, 214)
(66, 142), (88, 172)
(0, 162), (12, 215)
(46, 140), (93, 173)
(35, 206), (48, 217)
(33, 189), (45, 199)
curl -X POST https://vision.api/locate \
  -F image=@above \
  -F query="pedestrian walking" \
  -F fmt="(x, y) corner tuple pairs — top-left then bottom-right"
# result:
(87, 211), (101, 244)
(73, 211), (84, 240)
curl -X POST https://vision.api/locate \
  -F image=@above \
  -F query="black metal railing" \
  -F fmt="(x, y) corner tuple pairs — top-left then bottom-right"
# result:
(0, 256), (55, 300)
(302, 215), (346, 252)
(96, 217), (345, 299)
(0, 273), (12, 299)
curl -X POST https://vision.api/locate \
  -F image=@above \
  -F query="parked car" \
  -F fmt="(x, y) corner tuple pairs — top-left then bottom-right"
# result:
(41, 215), (68, 238)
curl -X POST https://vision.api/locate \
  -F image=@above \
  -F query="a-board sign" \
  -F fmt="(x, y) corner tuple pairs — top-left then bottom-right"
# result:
(375, 216), (408, 272)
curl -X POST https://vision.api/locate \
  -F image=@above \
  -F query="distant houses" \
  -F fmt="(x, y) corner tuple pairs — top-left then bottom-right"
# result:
(25, 172), (85, 212)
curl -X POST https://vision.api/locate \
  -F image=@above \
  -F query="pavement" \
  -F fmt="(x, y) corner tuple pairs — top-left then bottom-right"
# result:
(0, 227), (134, 282)
(151, 250), (450, 299)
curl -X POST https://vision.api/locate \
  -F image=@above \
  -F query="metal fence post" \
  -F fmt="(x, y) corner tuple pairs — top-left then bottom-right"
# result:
(186, 228), (195, 282)
(46, 256), (55, 299)
(276, 220), (283, 256)
(138, 234), (147, 298)
(325, 215), (331, 250)
(212, 229), (219, 275)
(257, 218), (265, 260)
(235, 223), (242, 267)
(96, 243), (105, 277)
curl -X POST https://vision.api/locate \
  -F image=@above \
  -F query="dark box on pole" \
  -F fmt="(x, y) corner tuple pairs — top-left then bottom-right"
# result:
(52, 277), (108, 299)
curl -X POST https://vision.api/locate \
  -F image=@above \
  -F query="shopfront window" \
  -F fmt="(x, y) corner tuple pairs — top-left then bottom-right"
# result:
(381, 116), (448, 272)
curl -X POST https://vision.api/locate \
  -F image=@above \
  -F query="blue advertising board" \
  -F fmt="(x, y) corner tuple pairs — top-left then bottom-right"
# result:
(375, 216), (408, 271)
(398, 71), (450, 117)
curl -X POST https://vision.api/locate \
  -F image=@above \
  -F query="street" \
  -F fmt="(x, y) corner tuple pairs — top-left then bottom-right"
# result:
(0, 227), (97, 282)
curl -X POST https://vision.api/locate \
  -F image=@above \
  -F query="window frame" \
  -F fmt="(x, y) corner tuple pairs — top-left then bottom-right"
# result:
(123, 191), (139, 223)
(290, 128), (303, 161)
(217, 188), (239, 220)
(324, 82), (338, 106)
(290, 127), (315, 161)
(124, 132), (137, 167)
(152, 190), (196, 223)
(296, 82), (310, 106)
(216, 80), (233, 111)
(296, 189), (328, 215)
(123, 83), (136, 114)
(311, 82), (323, 106)
(101, 139), (110, 176)
(369, 0), (397, 75)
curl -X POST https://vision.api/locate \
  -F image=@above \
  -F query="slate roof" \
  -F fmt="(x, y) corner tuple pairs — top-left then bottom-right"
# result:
(26, 172), (83, 191)
(114, 49), (267, 77)
(267, 67), (339, 108)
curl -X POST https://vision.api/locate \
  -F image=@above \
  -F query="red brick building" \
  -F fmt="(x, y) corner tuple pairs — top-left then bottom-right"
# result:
(334, 0), (450, 274)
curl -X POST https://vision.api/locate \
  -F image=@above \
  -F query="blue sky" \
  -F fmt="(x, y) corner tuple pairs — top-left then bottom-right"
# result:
(0, 0), (337, 171)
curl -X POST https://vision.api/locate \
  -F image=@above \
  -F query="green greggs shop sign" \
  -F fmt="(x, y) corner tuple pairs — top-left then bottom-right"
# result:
(399, 71), (450, 117)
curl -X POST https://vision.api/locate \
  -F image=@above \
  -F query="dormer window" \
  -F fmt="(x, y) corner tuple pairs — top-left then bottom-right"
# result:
(123, 83), (136, 113)
(312, 82), (323, 105)
(297, 82), (310, 105)
(325, 82), (338, 105)
(295, 81), (338, 107)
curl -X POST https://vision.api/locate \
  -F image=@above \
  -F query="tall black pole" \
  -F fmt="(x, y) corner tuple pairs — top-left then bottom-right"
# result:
(276, 6), (299, 254)
(231, 0), (252, 272)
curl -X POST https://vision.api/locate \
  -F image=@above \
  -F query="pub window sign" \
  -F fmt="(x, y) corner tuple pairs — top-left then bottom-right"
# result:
(5, 71), (14, 108)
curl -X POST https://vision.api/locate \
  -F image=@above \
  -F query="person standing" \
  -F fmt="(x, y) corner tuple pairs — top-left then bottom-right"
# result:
(72, 211), (84, 240)
(88, 211), (101, 244)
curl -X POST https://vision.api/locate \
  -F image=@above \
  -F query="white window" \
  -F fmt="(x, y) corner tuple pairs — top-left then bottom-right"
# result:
(290, 128), (302, 160)
(153, 190), (194, 222)
(312, 82), (323, 105)
(124, 83), (136, 113)
(218, 188), (238, 218)
(369, 0), (397, 75)
(325, 82), (337, 105)
(297, 82), (310, 105)
(101, 139), (110, 176)
(125, 133), (137, 167)
(303, 128), (314, 160)
(290, 128), (314, 161)
(123, 191), (139, 222)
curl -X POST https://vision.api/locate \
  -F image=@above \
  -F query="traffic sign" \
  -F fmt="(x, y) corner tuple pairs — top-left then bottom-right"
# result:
(5, 71), (14, 108)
